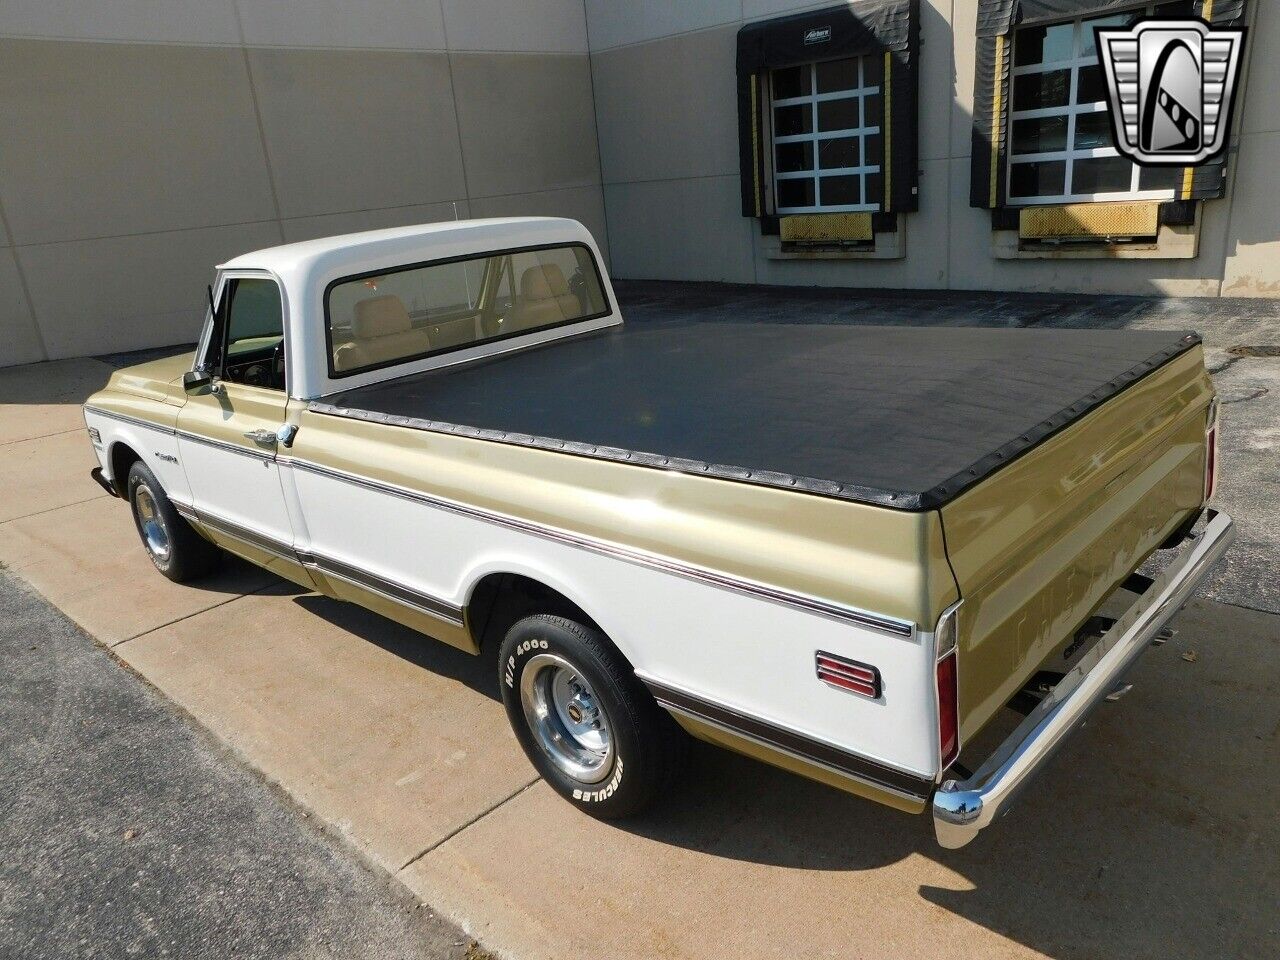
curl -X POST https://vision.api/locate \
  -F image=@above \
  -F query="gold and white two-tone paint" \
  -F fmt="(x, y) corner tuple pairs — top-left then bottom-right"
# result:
(83, 218), (1232, 848)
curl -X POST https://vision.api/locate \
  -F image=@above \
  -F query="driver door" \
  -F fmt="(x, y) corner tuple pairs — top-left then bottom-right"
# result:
(177, 273), (311, 587)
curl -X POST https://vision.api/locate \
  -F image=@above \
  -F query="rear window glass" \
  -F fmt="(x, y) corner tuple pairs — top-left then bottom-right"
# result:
(326, 243), (608, 376)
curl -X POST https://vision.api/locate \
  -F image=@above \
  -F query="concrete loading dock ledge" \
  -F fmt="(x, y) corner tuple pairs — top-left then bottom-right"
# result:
(2, 283), (1278, 959)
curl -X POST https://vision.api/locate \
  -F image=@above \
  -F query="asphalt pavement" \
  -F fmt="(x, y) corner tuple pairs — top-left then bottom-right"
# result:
(0, 569), (487, 960)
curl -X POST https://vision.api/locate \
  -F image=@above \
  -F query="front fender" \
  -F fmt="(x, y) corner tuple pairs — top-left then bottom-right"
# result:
(82, 396), (189, 506)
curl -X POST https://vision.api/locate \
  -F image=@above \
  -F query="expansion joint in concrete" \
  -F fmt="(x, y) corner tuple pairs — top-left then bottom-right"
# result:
(0, 493), (106, 527)
(111, 581), (281, 648)
(0, 426), (85, 447)
(397, 776), (540, 873)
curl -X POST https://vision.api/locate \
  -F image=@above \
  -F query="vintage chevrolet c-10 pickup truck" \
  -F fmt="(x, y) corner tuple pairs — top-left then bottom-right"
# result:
(83, 218), (1233, 847)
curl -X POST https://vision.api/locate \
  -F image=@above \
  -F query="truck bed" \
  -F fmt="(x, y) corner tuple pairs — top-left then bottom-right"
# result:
(314, 321), (1200, 510)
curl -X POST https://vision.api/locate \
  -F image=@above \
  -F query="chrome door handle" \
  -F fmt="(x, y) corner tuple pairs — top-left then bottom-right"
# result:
(243, 428), (277, 445)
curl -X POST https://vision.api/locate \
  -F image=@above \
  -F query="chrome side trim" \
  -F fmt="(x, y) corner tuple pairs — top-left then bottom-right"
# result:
(296, 550), (465, 627)
(933, 509), (1236, 849)
(176, 429), (274, 462)
(171, 499), (199, 522)
(196, 510), (296, 561)
(639, 674), (934, 802)
(84, 405), (275, 463)
(280, 457), (915, 639)
(83, 405), (176, 436)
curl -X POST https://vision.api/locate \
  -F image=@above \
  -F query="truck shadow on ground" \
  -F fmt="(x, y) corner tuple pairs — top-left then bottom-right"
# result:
(289, 592), (501, 702)
(618, 739), (1275, 959)
(190, 555), (305, 598)
(614, 598), (1278, 960)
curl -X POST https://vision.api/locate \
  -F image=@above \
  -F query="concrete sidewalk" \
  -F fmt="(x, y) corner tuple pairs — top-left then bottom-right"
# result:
(2, 298), (1278, 959)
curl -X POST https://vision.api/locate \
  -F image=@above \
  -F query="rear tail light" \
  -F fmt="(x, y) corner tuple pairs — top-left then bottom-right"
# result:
(1204, 397), (1220, 501)
(936, 652), (959, 770)
(934, 603), (961, 771)
(815, 652), (881, 699)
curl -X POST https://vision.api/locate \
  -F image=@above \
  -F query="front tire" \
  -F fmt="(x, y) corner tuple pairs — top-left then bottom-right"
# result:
(498, 614), (685, 819)
(127, 460), (220, 583)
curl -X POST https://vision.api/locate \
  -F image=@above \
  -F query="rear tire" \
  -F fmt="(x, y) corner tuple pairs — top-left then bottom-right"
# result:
(127, 460), (221, 583)
(498, 614), (686, 819)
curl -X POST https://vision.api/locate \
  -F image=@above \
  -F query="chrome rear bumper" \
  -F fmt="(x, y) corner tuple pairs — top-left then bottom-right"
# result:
(933, 509), (1235, 849)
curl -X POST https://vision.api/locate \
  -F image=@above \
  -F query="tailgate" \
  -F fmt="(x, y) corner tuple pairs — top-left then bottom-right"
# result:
(940, 346), (1213, 742)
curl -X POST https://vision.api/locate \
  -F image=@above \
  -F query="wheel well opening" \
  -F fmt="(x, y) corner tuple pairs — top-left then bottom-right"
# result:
(467, 573), (603, 656)
(108, 442), (142, 497)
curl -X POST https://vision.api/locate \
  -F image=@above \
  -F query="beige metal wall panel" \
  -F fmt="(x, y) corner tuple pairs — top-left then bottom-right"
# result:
(442, 0), (589, 54)
(911, 158), (953, 287)
(246, 49), (466, 219)
(279, 201), (471, 245)
(21, 221), (283, 359)
(0, 0), (240, 44)
(1194, 178), (1235, 284)
(918, 0), (957, 163)
(450, 53), (601, 198)
(603, 176), (755, 283)
(235, 0), (447, 51)
(944, 156), (1000, 288)
(0, 40), (276, 245)
(0, 28), (620, 366)
(1222, 131), (1280, 296)
(469, 185), (610, 267)
(951, 0), (980, 161)
(584, 0), (740, 52)
(743, 0), (834, 18)
(1236, 0), (1273, 135)
(591, 25), (740, 184)
(0, 250), (44, 367)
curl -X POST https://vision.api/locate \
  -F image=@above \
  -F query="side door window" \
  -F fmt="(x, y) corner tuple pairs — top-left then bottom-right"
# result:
(214, 278), (286, 391)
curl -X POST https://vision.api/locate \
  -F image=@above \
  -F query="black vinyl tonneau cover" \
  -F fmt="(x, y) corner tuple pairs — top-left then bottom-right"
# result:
(314, 323), (1200, 511)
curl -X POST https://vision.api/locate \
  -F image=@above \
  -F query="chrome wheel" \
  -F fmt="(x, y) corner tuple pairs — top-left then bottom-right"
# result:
(519, 652), (614, 783)
(134, 485), (171, 562)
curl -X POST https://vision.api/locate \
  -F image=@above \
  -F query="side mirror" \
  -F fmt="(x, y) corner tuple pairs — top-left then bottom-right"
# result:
(182, 370), (212, 393)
